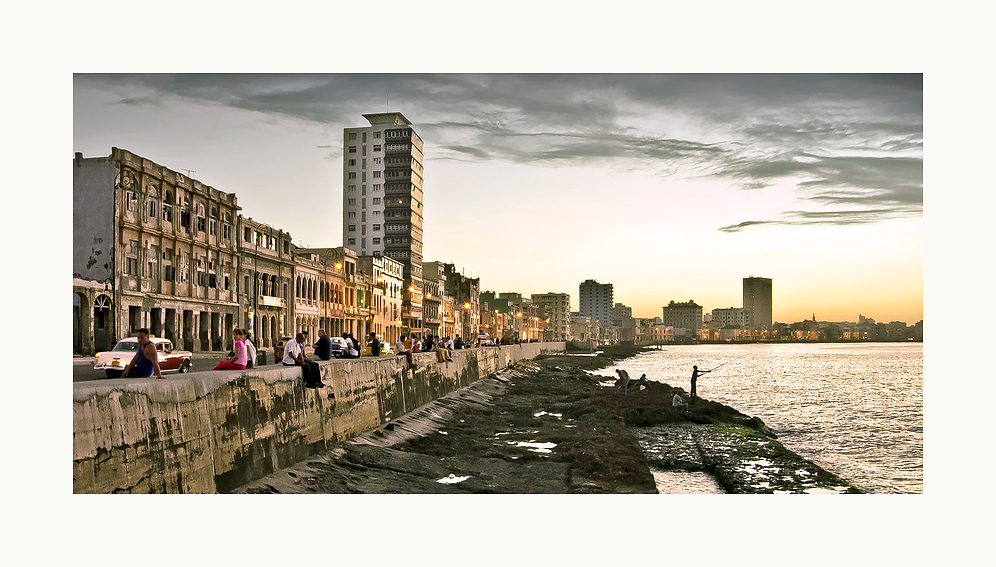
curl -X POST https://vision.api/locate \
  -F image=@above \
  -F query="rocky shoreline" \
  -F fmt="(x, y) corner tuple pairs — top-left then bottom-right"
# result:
(236, 346), (860, 494)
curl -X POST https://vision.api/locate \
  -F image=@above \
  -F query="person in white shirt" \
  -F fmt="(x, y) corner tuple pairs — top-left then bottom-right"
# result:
(282, 333), (323, 388)
(241, 330), (257, 368)
(672, 393), (688, 411)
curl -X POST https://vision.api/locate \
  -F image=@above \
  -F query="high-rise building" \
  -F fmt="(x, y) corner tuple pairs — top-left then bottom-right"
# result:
(343, 112), (424, 336)
(579, 279), (613, 327)
(742, 276), (773, 328)
(661, 300), (704, 336)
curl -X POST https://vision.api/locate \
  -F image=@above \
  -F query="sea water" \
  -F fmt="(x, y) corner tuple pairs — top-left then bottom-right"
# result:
(592, 343), (923, 494)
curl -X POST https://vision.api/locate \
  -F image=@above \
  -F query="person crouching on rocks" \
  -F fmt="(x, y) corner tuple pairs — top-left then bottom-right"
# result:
(673, 393), (688, 413)
(615, 368), (632, 395)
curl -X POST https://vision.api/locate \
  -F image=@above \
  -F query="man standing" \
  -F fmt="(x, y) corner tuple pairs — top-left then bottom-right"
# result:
(283, 332), (324, 388)
(314, 329), (333, 361)
(368, 332), (382, 356)
(690, 365), (711, 398)
(453, 334), (463, 350)
(121, 328), (163, 379)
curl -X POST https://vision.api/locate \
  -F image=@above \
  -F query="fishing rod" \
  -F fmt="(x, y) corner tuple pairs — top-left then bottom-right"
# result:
(706, 361), (731, 372)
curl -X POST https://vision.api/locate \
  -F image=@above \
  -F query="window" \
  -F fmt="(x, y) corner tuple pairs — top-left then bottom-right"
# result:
(347, 185), (356, 192)
(347, 212), (356, 218)
(373, 132), (381, 139)
(372, 238), (381, 245)
(126, 190), (136, 212)
(348, 133), (357, 140)
(348, 225), (356, 232)
(147, 197), (158, 219)
(180, 252), (190, 283)
(349, 159), (356, 166)
(373, 224), (381, 231)
(348, 172), (356, 179)
(209, 218), (217, 236)
(373, 184), (381, 191)
(372, 197), (381, 205)
(348, 238), (356, 245)
(196, 205), (205, 233)
(372, 171), (381, 178)
(373, 157), (381, 165)
(348, 198), (356, 206)
(373, 145), (381, 152)
(164, 265), (175, 281)
(348, 146), (356, 153)
(373, 210), (381, 216)
(223, 224), (231, 240)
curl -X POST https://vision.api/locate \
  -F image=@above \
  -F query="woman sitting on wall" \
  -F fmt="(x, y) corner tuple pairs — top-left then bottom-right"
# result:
(213, 329), (248, 370)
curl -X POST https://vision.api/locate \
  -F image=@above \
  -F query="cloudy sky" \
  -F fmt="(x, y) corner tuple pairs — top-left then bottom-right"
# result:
(73, 73), (922, 323)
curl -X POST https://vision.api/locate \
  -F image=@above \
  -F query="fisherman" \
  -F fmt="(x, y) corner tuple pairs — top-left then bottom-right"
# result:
(690, 365), (711, 398)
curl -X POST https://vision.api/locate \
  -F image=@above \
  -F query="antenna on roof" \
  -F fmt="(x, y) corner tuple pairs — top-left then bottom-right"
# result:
(387, 94), (389, 112)
(181, 169), (195, 177)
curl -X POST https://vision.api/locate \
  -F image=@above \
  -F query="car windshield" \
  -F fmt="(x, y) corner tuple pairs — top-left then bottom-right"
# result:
(111, 341), (140, 352)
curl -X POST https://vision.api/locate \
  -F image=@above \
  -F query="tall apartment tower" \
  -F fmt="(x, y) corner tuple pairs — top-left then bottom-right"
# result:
(743, 276), (773, 328)
(579, 279), (613, 327)
(343, 112), (425, 336)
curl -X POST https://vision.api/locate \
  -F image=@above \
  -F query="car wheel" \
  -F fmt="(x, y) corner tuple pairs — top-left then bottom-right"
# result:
(178, 360), (190, 373)
(105, 369), (123, 379)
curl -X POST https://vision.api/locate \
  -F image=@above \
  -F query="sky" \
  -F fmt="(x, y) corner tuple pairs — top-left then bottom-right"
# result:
(73, 73), (922, 323)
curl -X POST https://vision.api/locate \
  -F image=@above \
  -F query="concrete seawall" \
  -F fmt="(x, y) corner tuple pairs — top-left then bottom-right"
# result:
(73, 342), (565, 493)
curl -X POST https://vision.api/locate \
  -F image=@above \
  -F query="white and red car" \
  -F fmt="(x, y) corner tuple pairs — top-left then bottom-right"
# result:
(94, 337), (193, 378)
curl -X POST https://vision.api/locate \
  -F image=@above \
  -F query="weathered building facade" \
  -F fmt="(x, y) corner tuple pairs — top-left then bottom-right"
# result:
(74, 148), (241, 354)
(237, 216), (294, 349)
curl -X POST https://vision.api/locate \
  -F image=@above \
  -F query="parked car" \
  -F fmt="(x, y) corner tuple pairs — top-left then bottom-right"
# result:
(94, 337), (192, 378)
(329, 337), (350, 358)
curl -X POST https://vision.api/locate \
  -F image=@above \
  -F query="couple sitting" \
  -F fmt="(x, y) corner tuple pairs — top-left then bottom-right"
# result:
(213, 328), (256, 371)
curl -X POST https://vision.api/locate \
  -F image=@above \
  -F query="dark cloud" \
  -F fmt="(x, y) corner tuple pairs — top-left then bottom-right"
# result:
(718, 207), (922, 232)
(76, 73), (922, 230)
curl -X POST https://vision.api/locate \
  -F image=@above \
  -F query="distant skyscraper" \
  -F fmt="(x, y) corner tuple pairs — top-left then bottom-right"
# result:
(579, 279), (613, 327)
(343, 112), (425, 336)
(743, 276), (773, 328)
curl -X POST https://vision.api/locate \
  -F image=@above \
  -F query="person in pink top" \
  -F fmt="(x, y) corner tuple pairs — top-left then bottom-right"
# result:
(214, 328), (248, 370)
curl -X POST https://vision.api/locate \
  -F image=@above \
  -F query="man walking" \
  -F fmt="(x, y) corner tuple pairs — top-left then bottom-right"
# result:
(690, 365), (711, 398)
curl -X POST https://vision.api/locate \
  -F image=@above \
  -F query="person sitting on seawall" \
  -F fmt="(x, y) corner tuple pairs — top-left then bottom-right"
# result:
(396, 334), (415, 368)
(349, 332), (362, 358)
(283, 332), (324, 389)
(214, 328), (248, 370)
(368, 332), (382, 356)
(430, 334), (451, 363)
(340, 333), (358, 359)
(313, 329), (333, 361)
(121, 328), (163, 379)
(453, 334), (463, 350)
(672, 393), (688, 412)
(243, 330), (257, 368)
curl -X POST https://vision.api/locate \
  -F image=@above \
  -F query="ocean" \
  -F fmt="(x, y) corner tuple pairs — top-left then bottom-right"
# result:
(591, 342), (923, 494)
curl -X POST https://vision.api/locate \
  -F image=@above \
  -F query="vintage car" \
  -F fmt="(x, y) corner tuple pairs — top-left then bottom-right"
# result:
(361, 341), (393, 356)
(94, 337), (192, 378)
(330, 337), (350, 357)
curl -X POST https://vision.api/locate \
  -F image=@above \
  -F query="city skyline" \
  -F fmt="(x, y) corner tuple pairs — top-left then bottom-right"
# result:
(73, 74), (923, 324)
